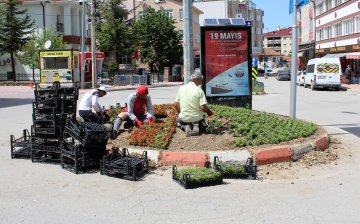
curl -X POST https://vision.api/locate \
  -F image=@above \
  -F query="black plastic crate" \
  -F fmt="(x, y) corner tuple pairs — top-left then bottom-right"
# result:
(10, 129), (31, 159)
(100, 148), (148, 181)
(63, 118), (110, 147)
(61, 139), (105, 174)
(60, 100), (77, 114)
(32, 122), (62, 138)
(172, 165), (223, 189)
(31, 137), (62, 163)
(214, 156), (257, 180)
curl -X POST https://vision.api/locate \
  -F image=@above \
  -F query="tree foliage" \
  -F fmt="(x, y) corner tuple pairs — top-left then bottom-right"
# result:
(0, 0), (34, 81)
(133, 8), (183, 72)
(17, 27), (67, 80)
(96, 0), (135, 65)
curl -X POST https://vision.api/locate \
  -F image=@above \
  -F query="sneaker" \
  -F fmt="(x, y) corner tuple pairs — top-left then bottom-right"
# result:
(192, 123), (199, 135)
(185, 125), (191, 137)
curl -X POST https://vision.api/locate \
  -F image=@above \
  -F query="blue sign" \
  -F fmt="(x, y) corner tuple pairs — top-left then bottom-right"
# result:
(245, 20), (252, 27)
(252, 58), (258, 67)
(289, 0), (309, 14)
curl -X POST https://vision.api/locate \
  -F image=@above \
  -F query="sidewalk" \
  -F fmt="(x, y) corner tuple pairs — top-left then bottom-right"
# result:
(341, 83), (360, 93)
(79, 82), (183, 94)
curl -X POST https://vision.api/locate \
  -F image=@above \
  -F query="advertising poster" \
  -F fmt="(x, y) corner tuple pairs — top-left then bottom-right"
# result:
(204, 29), (249, 97)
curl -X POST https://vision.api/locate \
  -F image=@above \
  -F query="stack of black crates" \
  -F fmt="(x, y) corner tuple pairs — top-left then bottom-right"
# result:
(31, 82), (78, 163)
(62, 118), (111, 174)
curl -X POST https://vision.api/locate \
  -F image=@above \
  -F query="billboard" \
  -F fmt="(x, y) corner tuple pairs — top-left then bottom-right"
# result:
(201, 25), (252, 108)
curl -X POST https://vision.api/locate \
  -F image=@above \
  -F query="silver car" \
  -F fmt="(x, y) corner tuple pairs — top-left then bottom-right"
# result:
(276, 69), (291, 81)
(297, 70), (306, 86)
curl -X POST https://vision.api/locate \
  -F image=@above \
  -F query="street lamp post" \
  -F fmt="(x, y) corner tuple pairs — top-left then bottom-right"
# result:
(81, 0), (86, 89)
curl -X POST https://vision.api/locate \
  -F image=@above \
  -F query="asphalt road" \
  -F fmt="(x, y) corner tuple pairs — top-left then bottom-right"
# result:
(1, 81), (360, 224)
(253, 77), (360, 137)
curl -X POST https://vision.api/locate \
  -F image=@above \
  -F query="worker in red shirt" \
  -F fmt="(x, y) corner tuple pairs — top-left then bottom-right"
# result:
(111, 85), (155, 139)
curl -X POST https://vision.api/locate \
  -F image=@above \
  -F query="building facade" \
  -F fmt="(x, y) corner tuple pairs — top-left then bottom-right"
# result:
(0, 0), (87, 76)
(126, 0), (203, 65)
(297, 2), (316, 70)
(313, 0), (360, 83)
(193, 0), (264, 57)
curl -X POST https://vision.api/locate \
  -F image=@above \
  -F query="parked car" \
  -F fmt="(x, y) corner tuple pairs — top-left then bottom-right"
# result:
(304, 58), (341, 90)
(297, 70), (306, 86)
(276, 69), (291, 81)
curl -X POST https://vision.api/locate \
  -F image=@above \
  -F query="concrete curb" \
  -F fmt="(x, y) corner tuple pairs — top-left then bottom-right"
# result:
(124, 128), (330, 167)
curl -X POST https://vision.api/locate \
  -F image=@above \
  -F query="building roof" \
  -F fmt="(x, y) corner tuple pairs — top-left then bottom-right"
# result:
(259, 48), (285, 56)
(264, 27), (292, 37)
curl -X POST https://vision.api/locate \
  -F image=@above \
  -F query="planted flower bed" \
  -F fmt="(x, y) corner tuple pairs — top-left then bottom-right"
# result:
(172, 165), (223, 189)
(214, 156), (257, 179)
(109, 104), (318, 150)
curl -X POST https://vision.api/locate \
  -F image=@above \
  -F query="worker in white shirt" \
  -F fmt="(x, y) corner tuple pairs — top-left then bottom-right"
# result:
(78, 86), (109, 123)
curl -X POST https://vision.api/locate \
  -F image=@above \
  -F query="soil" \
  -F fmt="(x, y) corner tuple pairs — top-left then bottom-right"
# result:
(106, 119), (349, 180)
(108, 119), (327, 154)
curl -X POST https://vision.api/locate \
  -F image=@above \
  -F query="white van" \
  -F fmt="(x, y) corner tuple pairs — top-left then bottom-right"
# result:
(304, 58), (342, 90)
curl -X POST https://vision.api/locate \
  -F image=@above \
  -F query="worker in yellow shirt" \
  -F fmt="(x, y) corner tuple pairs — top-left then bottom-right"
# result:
(174, 70), (214, 137)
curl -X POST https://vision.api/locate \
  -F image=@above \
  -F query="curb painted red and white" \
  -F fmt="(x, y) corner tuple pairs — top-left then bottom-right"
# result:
(126, 131), (330, 167)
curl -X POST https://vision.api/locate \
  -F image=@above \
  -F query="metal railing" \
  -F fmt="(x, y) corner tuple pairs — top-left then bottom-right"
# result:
(0, 73), (40, 82)
(99, 71), (164, 86)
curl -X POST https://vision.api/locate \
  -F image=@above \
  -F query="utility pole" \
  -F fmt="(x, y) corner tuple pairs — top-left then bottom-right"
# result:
(290, 0), (298, 119)
(80, 0), (86, 89)
(90, 0), (97, 88)
(183, 0), (194, 84)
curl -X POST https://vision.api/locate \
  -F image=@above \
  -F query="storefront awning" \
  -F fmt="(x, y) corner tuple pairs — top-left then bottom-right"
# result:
(322, 53), (347, 58)
(346, 52), (360, 60)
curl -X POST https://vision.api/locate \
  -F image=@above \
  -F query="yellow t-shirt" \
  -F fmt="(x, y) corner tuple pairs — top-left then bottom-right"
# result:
(175, 82), (208, 123)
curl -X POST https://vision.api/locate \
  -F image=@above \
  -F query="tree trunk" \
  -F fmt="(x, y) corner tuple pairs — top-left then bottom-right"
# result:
(10, 52), (16, 82)
(32, 68), (35, 82)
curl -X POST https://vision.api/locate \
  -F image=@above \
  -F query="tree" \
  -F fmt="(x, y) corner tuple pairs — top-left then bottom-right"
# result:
(96, 0), (135, 66)
(0, 0), (34, 81)
(17, 27), (67, 81)
(133, 8), (183, 72)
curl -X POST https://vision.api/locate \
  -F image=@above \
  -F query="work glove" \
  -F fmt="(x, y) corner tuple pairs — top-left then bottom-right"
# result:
(134, 118), (143, 128)
(147, 117), (153, 124)
(206, 111), (214, 117)
(103, 111), (110, 123)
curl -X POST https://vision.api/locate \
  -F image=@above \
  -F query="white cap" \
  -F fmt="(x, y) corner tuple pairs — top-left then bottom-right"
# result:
(97, 85), (107, 94)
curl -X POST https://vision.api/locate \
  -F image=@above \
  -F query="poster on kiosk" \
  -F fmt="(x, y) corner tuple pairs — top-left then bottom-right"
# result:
(201, 24), (252, 108)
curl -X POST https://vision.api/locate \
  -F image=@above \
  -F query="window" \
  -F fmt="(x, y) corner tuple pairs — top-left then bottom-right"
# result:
(343, 18), (354, 35)
(316, 2), (324, 16)
(355, 16), (360, 33)
(324, 26), (332, 39)
(325, 0), (332, 11)
(179, 29), (183, 40)
(162, 9), (173, 19)
(256, 28), (261, 34)
(179, 9), (183, 21)
(332, 22), (342, 37)
(307, 64), (315, 73)
(43, 57), (68, 69)
(193, 14), (199, 24)
(333, 0), (342, 7)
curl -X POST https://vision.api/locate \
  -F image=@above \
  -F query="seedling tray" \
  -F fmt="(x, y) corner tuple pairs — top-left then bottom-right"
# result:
(214, 156), (257, 179)
(10, 129), (31, 159)
(172, 165), (223, 189)
(100, 149), (148, 181)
